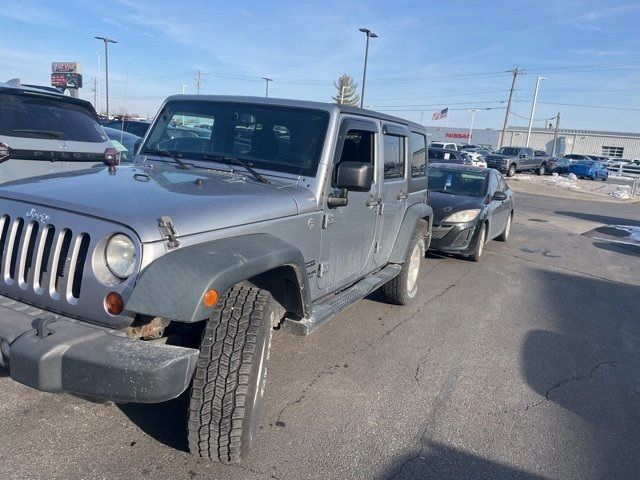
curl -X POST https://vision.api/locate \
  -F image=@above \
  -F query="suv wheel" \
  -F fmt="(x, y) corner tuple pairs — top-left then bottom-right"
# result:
(497, 213), (512, 242)
(507, 164), (516, 177)
(470, 223), (487, 262)
(380, 231), (425, 305)
(536, 163), (546, 175)
(188, 285), (274, 463)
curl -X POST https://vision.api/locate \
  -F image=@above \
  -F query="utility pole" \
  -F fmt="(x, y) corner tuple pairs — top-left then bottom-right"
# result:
(92, 77), (97, 109)
(94, 36), (117, 119)
(262, 77), (272, 98)
(96, 50), (101, 115)
(358, 28), (378, 108)
(499, 67), (519, 149)
(195, 70), (203, 94)
(551, 112), (561, 156)
(467, 109), (479, 143)
(526, 76), (547, 147)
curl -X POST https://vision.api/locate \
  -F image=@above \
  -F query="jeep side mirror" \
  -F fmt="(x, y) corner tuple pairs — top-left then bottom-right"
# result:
(492, 191), (508, 201)
(336, 161), (373, 192)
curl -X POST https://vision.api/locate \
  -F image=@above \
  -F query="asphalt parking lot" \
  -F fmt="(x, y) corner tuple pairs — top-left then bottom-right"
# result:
(1, 182), (639, 480)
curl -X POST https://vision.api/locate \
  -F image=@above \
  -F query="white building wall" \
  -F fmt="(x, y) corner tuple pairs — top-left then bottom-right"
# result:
(501, 130), (640, 159)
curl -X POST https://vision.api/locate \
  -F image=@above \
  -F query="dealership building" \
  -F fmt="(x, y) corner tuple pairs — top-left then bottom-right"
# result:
(426, 125), (640, 159)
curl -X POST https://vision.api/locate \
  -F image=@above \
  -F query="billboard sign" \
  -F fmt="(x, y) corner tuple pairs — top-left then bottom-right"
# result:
(51, 62), (81, 74)
(51, 73), (83, 89)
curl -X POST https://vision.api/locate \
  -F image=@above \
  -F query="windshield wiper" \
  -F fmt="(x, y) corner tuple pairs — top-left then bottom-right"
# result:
(202, 154), (270, 184)
(141, 148), (190, 170)
(11, 129), (64, 139)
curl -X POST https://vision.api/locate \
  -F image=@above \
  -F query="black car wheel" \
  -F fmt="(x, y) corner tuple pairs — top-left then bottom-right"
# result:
(497, 212), (512, 242)
(470, 223), (487, 262)
(507, 164), (516, 177)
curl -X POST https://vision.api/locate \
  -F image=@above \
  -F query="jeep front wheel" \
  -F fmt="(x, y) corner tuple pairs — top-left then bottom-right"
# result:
(381, 231), (425, 305)
(188, 285), (274, 463)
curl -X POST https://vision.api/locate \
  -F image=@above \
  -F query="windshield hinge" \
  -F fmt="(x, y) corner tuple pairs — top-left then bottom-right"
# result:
(158, 216), (180, 249)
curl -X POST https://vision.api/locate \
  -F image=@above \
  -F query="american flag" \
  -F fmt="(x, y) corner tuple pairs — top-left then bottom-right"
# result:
(432, 108), (448, 120)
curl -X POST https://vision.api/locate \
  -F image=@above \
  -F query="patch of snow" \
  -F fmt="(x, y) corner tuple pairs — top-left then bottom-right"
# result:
(610, 187), (632, 200)
(608, 225), (640, 242)
(567, 173), (577, 181)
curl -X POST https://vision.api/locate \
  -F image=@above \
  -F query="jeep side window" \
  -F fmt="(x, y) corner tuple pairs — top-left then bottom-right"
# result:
(383, 135), (404, 179)
(409, 132), (427, 178)
(333, 129), (374, 185)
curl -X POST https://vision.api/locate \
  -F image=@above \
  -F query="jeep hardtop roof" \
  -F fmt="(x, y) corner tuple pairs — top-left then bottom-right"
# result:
(0, 81), (99, 119)
(164, 94), (426, 131)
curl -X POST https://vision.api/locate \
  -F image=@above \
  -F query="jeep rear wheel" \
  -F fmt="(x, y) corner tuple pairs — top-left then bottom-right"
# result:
(188, 285), (274, 463)
(380, 231), (425, 305)
(507, 164), (516, 177)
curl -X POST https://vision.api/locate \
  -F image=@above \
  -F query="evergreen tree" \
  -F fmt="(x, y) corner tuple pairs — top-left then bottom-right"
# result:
(332, 74), (360, 106)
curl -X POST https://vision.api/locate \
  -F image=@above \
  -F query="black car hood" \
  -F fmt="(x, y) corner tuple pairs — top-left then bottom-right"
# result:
(430, 191), (485, 224)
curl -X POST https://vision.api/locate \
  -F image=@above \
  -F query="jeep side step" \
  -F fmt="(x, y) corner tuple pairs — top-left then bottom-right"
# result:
(283, 264), (402, 336)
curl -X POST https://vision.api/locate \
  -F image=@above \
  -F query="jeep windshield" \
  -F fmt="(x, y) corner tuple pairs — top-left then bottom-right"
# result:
(143, 101), (330, 177)
(495, 147), (520, 156)
(0, 92), (105, 143)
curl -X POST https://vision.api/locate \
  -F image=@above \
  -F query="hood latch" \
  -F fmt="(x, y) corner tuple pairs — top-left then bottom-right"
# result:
(158, 216), (180, 249)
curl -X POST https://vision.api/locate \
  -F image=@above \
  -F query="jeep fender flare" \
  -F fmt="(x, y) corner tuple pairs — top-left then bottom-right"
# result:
(389, 203), (433, 264)
(126, 234), (310, 323)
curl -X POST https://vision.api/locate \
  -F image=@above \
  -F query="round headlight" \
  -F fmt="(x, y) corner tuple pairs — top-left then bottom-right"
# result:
(105, 234), (136, 279)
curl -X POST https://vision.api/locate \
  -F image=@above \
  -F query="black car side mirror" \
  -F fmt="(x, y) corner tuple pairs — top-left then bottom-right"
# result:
(336, 161), (374, 192)
(492, 191), (508, 201)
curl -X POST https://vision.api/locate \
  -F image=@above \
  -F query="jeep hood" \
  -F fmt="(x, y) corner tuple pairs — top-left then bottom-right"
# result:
(0, 165), (303, 242)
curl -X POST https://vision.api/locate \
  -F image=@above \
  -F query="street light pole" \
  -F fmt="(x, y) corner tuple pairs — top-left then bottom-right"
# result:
(526, 76), (547, 147)
(358, 28), (378, 108)
(262, 77), (273, 98)
(94, 36), (117, 119)
(467, 109), (479, 143)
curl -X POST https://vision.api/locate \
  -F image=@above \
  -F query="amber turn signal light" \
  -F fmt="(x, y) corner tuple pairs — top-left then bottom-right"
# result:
(203, 289), (218, 307)
(105, 292), (124, 315)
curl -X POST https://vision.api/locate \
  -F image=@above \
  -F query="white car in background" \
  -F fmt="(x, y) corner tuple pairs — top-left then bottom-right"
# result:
(464, 149), (488, 168)
(429, 141), (458, 151)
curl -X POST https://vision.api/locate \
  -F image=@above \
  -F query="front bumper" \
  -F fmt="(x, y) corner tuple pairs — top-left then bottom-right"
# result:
(430, 221), (479, 254)
(0, 295), (199, 403)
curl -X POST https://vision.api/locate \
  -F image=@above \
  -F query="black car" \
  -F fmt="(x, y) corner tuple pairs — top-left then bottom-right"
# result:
(546, 157), (571, 175)
(428, 163), (514, 261)
(103, 119), (151, 138)
(428, 147), (473, 165)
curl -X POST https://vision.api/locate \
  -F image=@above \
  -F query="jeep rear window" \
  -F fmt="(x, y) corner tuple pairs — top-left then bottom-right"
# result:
(0, 93), (105, 142)
(144, 101), (330, 177)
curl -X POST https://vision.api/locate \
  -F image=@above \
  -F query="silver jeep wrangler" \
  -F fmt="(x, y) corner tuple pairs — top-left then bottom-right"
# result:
(0, 96), (432, 462)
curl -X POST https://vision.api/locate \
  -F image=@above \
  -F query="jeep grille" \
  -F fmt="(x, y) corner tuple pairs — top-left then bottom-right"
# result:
(0, 214), (90, 303)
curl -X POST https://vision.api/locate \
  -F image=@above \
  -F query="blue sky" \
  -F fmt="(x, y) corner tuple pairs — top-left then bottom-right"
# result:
(1, 0), (639, 131)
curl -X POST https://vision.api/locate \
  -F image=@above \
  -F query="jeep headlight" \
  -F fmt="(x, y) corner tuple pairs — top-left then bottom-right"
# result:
(443, 209), (481, 223)
(105, 234), (136, 278)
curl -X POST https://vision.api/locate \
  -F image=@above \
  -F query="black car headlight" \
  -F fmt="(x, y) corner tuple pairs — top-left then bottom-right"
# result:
(443, 209), (481, 223)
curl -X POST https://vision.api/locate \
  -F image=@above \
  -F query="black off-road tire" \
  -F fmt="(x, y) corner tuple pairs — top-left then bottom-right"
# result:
(507, 163), (517, 177)
(380, 231), (425, 305)
(188, 285), (275, 463)
(470, 223), (487, 262)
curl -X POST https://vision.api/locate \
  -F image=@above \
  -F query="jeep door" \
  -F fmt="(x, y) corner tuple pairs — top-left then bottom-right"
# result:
(317, 117), (379, 291)
(374, 123), (409, 264)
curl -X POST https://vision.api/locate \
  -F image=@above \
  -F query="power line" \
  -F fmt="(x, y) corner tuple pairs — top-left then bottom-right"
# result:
(514, 100), (640, 112)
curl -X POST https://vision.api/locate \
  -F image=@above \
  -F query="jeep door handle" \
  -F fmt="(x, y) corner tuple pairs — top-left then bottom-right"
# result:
(397, 191), (408, 200)
(366, 196), (381, 207)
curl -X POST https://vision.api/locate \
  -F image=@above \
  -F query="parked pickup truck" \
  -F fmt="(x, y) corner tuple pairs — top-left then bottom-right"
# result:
(0, 96), (433, 463)
(485, 146), (548, 176)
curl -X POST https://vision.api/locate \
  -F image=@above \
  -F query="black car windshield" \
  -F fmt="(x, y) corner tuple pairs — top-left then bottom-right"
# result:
(0, 92), (105, 142)
(143, 101), (330, 176)
(428, 168), (487, 197)
(495, 147), (520, 156)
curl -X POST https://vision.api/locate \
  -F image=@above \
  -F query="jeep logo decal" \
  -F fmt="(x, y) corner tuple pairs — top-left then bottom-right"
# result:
(26, 208), (50, 224)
